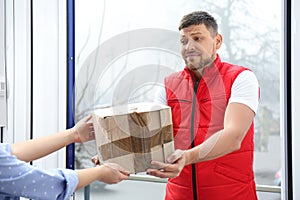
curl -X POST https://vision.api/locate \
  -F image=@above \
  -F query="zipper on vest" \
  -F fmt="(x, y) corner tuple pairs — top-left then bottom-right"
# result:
(190, 79), (200, 200)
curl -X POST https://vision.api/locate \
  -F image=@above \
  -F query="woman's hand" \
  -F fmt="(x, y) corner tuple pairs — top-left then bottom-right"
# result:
(72, 115), (95, 143)
(97, 163), (130, 184)
(91, 155), (101, 165)
(91, 156), (129, 184)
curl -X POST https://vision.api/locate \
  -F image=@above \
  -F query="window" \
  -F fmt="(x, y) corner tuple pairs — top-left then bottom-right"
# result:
(74, 0), (282, 199)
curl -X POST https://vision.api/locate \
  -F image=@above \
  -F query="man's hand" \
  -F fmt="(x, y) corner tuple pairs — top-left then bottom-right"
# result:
(146, 149), (186, 178)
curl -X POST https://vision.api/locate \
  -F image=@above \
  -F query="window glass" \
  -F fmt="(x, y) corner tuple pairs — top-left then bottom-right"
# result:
(75, 0), (281, 199)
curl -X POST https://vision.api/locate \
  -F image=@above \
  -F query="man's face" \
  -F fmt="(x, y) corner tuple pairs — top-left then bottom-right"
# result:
(179, 24), (221, 74)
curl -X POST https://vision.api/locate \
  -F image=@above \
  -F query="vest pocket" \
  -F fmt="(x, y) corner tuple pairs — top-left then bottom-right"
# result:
(214, 162), (252, 183)
(168, 98), (192, 103)
(167, 98), (192, 129)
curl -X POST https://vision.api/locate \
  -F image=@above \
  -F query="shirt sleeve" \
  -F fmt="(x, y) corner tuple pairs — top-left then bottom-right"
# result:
(0, 143), (78, 200)
(228, 70), (260, 113)
(154, 86), (167, 105)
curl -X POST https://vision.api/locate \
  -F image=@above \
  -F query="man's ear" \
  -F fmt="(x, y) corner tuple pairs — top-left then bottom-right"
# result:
(215, 34), (222, 49)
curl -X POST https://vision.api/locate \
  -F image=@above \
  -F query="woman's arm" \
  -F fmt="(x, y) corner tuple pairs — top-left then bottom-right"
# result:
(75, 163), (130, 190)
(11, 115), (93, 162)
(0, 143), (129, 199)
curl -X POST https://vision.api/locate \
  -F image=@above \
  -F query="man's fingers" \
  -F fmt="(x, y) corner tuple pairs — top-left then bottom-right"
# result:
(146, 169), (176, 178)
(167, 150), (185, 163)
(150, 160), (171, 170)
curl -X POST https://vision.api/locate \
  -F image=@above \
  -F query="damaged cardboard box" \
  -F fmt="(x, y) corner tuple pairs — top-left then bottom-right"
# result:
(92, 103), (174, 174)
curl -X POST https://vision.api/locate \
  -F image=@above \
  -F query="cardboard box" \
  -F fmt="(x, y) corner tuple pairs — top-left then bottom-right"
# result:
(92, 103), (174, 173)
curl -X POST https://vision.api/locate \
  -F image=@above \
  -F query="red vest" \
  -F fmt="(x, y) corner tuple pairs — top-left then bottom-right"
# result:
(164, 55), (258, 200)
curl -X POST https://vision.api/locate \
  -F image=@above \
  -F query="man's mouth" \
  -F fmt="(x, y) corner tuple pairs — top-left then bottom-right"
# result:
(186, 52), (199, 59)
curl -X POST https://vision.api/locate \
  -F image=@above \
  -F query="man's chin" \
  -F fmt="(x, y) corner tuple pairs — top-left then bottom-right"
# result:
(188, 64), (202, 71)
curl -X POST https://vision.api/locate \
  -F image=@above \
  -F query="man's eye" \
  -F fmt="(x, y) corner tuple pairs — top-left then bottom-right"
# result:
(180, 39), (187, 44)
(194, 37), (200, 41)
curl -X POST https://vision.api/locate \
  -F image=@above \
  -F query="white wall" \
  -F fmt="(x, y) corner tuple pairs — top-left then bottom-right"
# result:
(0, 0), (7, 128)
(31, 0), (67, 169)
(5, 0), (32, 143)
(4, 0), (67, 169)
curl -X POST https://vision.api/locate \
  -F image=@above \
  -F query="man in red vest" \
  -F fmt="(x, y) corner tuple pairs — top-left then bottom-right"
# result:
(147, 11), (259, 200)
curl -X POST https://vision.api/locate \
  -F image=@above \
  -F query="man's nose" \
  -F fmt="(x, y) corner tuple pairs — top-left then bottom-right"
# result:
(185, 40), (196, 50)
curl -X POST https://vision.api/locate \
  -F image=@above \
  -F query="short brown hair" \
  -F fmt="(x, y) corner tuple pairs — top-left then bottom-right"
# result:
(179, 11), (218, 36)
